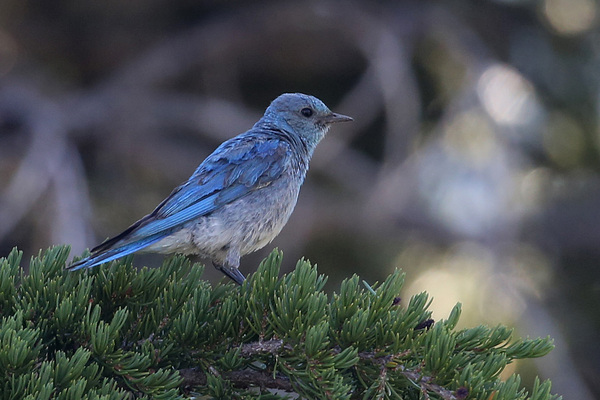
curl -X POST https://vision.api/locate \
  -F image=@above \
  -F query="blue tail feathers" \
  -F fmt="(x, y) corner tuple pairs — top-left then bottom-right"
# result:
(68, 235), (164, 270)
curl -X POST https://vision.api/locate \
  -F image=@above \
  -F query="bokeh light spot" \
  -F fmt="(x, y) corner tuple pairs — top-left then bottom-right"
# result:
(543, 0), (597, 36)
(402, 242), (524, 327)
(477, 64), (540, 126)
(543, 112), (585, 167)
(443, 110), (498, 167)
(518, 167), (552, 210)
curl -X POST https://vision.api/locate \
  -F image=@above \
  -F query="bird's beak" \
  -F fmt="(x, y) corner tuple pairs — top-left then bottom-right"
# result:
(322, 112), (353, 124)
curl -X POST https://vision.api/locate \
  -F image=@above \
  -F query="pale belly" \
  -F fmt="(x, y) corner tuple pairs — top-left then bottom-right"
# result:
(144, 177), (301, 263)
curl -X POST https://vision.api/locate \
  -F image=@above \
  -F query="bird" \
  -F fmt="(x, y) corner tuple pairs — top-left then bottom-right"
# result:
(68, 93), (352, 285)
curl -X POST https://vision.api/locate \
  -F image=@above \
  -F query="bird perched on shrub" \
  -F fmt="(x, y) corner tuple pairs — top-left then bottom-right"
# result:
(68, 93), (352, 284)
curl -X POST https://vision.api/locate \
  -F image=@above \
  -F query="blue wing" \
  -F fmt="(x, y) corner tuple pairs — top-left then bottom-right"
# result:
(68, 134), (292, 270)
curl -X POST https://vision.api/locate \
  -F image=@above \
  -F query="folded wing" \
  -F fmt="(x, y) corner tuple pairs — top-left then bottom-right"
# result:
(68, 136), (291, 270)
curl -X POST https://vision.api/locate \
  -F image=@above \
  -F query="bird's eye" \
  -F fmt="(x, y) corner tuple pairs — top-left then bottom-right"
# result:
(301, 107), (313, 117)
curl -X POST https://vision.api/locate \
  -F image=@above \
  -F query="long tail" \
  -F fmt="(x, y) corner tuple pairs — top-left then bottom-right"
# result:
(67, 224), (166, 271)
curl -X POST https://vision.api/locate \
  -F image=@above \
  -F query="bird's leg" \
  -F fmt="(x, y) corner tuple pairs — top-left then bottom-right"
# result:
(213, 261), (246, 285)
(213, 246), (245, 285)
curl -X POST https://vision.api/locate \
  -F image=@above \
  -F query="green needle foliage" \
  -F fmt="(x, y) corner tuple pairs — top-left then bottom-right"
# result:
(0, 246), (560, 399)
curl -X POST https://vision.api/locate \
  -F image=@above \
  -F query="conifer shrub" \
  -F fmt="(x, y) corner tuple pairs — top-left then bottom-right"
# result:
(0, 246), (560, 399)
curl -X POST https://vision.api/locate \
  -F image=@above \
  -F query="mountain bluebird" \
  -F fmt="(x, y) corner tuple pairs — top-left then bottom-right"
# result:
(68, 93), (352, 284)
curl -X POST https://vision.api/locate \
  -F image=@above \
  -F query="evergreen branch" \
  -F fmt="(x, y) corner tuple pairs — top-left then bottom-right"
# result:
(180, 340), (464, 399)
(238, 339), (292, 357)
(400, 368), (460, 400)
(0, 246), (561, 399)
(357, 350), (460, 400)
(180, 367), (293, 392)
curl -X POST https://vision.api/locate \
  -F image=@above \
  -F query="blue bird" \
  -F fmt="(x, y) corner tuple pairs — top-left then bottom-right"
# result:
(68, 93), (352, 284)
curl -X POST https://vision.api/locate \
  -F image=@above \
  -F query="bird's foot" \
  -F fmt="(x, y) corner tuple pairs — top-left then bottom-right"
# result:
(214, 262), (246, 285)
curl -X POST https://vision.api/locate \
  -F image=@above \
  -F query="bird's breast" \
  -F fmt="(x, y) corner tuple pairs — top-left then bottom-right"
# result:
(186, 169), (304, 259)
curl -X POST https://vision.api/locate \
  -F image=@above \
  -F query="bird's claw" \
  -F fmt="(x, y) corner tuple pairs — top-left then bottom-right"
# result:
(215, 263), (246, 285)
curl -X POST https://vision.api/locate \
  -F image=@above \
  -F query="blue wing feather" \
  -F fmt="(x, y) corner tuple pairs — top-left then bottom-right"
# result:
(133, 184), (249, 237)
(154, 136), (289, 218)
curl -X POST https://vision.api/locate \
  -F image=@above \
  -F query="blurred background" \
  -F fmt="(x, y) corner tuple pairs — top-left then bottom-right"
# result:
(0, 0), (598, 398)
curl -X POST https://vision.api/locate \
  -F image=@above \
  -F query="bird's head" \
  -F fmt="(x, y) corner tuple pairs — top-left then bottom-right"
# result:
(259, 93), (352, 154)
